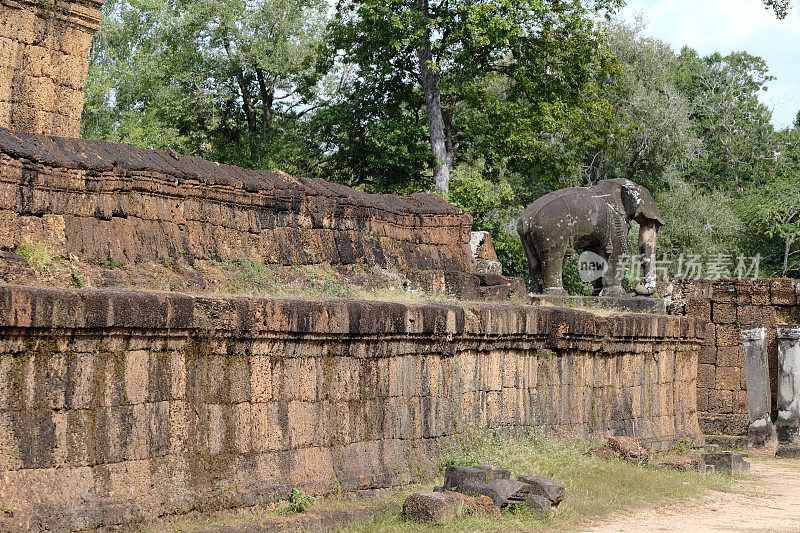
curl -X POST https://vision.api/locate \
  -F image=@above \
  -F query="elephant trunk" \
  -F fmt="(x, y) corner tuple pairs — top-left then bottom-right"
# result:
(635, 222), (658, 296)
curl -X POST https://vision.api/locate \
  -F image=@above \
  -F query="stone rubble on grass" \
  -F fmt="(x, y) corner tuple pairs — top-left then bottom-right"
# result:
(406, 464), (567, 522)
(402, 490), (503, 524)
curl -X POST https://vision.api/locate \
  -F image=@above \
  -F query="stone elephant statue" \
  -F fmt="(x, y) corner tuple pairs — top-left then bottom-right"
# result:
(517, 178), (663, 297)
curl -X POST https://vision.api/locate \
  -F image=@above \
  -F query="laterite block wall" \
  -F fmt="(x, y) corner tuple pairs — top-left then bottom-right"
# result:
(0, 286), (704, 532)
(0, 127), (475, 273)
(662, 278), (800, 436)
(0, 0), (104, 137)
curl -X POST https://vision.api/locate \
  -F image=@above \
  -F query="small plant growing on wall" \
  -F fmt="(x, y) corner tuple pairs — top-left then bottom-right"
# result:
(282, 488), (314, 514)
(15, 241), (56, 276)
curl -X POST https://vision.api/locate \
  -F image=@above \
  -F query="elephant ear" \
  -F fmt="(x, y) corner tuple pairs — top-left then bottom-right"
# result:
(621, 181), (664, 227)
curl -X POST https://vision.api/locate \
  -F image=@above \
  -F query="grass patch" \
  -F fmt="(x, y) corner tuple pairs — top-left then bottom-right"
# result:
(15, 241), (56, 276)
(341, 430), (734, 533)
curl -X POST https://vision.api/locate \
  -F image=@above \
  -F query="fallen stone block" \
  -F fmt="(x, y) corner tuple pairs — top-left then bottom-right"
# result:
(703, 452), (750, 476)
(604, 436), (651, 463)
(447, 492), (502, 517)
(776, 445), (800, 459)
(480, 479), (532, 508)
(517, 475), (565, 506)
(402, 491), (463, 524)
(467, 495), (501, 517)
(526, 494), (554, 518)
(443, 464), (511, 492)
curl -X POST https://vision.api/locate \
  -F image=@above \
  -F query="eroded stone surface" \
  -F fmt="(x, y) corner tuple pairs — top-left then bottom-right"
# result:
(661, 278), (800, 439)
(0, 127), (473, 273)
(526, 494), (554, 518)
(480, 479), (532, 508)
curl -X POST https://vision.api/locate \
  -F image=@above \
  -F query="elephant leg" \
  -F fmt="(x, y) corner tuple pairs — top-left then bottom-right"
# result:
(599, 253), (626, 297)
(540, 245), (568, 295)
(521, 235), (542, 293)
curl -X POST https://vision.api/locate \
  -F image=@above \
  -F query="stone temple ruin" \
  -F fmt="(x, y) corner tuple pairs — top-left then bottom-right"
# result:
(0, 0), (794, 531)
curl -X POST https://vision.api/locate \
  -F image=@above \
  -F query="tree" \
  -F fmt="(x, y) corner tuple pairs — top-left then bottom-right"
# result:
(743, 128), (800, 276)
(581, 21), (699, 192)
(323, 0), (622, 195)
(673, 48), (776, 191)
(83, 0), (327, 171)
(763, 0), (791, 18)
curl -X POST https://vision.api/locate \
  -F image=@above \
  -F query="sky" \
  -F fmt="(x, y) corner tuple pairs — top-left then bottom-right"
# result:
(619, 0), (800, 129)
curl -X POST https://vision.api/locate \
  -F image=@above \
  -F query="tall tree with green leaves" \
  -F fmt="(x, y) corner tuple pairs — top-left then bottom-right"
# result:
(673, 48), (776, 191)
(741, 127), (800, 276)
(83, 0), (327, 171)
(582, 20), (699, 191)
(322, 0), (622, 195)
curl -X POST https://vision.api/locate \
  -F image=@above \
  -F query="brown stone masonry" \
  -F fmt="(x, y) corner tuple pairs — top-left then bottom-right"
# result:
(661, 278), (800, 436)
(0, 127), (476, 273)
(0, 285), (703, 532)
(0, 0), (105, 137)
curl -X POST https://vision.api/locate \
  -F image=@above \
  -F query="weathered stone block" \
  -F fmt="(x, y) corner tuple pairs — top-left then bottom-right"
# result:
(752, 279), (771, 305)
(480, 479), (532, 508)
(716, 346), (743, 368)
(697, 388), (709, 412)
(697, 364), (715, 389)
(686, 297), (712, 321)
(733, 390), (748, 414)
(443, 464), (511, 493)
(698, 344), (716, 365)
(403, 491), (463, 524)
(776, 326), (800, 444)
(771, 279), (797, 305)
(703, 451), (749, 476)
(716, 324), (742, 347)
(702, 323), (716, 346)
(517, 475), (565, 506)
(712, 303), (736, 324)
(711, 281), (737, 303)
(526, 494), (554, 517)
(708, 389), (733, 413)
(741, 327), (778, 450)
(715, 367), (739, 391)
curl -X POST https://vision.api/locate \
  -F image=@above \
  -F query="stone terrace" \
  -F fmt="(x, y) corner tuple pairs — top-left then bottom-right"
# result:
(0, 285), (703, 531)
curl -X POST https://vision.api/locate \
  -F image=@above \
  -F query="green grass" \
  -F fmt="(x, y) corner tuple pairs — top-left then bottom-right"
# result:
(15, 241), (56, 276)
(340, 430), (735, 533)
(139, 431), (736, 533)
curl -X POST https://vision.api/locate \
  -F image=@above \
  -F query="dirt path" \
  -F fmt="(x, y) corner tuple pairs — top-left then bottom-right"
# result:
(585, 458), (800, 532)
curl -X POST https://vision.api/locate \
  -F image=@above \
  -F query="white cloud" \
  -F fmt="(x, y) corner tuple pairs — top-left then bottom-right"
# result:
(620, 0), (800, 128)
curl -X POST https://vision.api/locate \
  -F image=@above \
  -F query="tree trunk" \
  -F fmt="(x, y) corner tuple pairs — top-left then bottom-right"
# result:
(417, 45), (453, 196)
(223, 39), (259, 165)
(783, 236), (793, 277)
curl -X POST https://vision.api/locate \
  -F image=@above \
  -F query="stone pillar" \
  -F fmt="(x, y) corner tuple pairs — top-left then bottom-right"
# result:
(0, 0), (105, 137)
(777, 326), (800, 444)
(741, 327), (778, 449)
